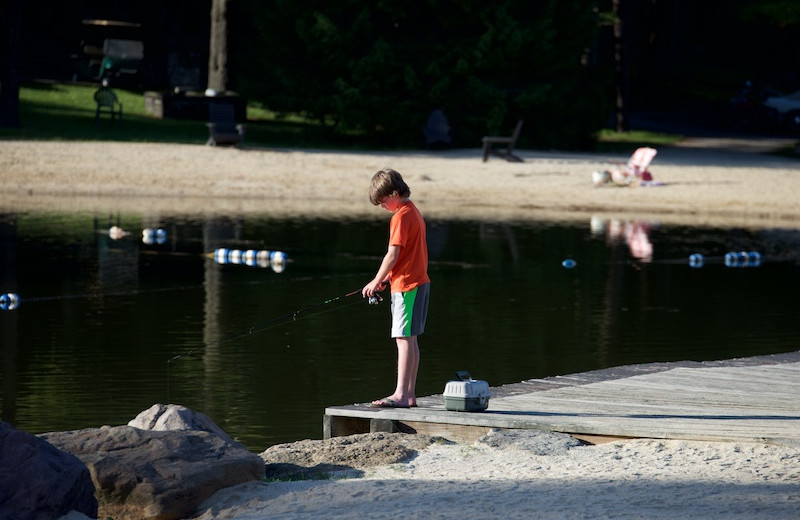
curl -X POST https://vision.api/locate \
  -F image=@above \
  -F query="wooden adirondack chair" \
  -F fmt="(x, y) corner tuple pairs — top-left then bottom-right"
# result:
(94, 86), (123, 126)
(206, 103), (245, 146)
(423, 109), (452, 149)
(481, 120), (523, 162)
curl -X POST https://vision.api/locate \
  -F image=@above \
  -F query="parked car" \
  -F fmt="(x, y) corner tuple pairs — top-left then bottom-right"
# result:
(762, 90), (800, 134)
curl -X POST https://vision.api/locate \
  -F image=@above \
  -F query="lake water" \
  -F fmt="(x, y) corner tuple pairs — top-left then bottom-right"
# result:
(1, 211), (798, 451)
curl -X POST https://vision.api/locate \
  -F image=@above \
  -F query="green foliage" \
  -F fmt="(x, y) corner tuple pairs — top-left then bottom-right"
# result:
(231, 0), (612, 149)
(740, 0), (800, 26)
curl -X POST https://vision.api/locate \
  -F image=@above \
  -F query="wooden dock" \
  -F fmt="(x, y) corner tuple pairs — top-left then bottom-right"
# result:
(324, 351), (800, 447)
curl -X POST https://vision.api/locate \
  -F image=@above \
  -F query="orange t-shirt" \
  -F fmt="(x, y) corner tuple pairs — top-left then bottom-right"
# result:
(388, 200), (430, 292)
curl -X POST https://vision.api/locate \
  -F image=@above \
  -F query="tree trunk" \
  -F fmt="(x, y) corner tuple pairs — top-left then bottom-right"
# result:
(612, 0), (628, 132)
(207, 0), (228, 93)
(0, 0), (22, 128)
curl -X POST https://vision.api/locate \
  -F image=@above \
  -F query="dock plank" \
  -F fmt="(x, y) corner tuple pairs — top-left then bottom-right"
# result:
(325, 352), (800, 446)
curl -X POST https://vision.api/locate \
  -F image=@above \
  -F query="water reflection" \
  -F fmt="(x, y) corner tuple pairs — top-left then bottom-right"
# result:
(1, 211), (799, 451)
(591, 217), (654, 263)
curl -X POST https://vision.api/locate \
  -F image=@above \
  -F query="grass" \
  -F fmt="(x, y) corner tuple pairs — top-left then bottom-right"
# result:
(0, 81), (365, 149)
(1, 80), (685, 152)
(3, 82), (206, 143)
(593, 128), (684, 153)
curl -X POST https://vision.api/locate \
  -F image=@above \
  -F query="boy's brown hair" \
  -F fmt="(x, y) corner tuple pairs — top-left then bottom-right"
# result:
(368, 168), (411, 205)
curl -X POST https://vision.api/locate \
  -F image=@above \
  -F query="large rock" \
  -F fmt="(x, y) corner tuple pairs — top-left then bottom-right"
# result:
(476, 428), (585, 455)
(260, 432), (441, 480)
(0, 422), (97, 520)
(41, 425), (264, 520)
(128, 403), (235, 444)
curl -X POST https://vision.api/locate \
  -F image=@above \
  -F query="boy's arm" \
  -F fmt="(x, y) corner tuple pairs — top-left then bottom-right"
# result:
(362, 245), (400, 297)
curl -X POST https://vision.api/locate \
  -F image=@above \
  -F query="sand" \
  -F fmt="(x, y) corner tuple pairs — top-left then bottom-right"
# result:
(1, 137), (799, 228)
(192, 437), (800, 519)
(3, 138), (800, 519)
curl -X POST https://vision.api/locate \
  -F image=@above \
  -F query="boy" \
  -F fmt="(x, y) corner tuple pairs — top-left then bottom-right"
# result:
(362, 168), (430, 408)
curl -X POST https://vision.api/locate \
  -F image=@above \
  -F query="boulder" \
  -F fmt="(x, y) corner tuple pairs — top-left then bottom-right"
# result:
(57, 512), (94, 520)
(476, 428), (585, 455)
(41, 425), (264, 520)
(0, 422), (97, 520)
(128, 403), (235, 444)
(260, 432), (441, 480)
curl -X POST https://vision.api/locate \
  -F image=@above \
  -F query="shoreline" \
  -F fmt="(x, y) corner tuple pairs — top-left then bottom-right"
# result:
(2, 140), (800, 230)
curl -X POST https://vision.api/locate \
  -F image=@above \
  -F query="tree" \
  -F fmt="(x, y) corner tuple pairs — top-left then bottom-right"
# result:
(231, 0), (609, 148)
(0, 0), (23, 128)
(611, 0), (628, 132)
(208, 0), (229, 93)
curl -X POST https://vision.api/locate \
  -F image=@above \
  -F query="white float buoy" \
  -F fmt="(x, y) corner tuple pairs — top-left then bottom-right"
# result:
(142, 228), (155, 245)
(244, 250), (258, 267)
(109, 226), (129, 240)
(155, 228), (167, 244)
(0, 293), (20, 311)
(214, 248), (229, 263)
(212, 248), (288, 272)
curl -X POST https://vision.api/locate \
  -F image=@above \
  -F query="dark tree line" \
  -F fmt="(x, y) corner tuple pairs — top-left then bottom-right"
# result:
(0, 0), (22, 128)
(228, 0), (608, 148)
(2, 0), (799, 148)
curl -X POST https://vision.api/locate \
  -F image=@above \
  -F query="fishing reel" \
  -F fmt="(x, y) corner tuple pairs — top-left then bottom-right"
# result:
(368, 281), (389, 306)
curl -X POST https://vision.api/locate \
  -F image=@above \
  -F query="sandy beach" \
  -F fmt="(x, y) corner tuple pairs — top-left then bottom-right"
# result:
(195, 435), (800, 519)
(3, 138), (800, 519)
(1, 137), (799, 228)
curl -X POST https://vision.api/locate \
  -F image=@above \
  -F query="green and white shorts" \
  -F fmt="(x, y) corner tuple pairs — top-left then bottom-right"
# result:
(390, 283), (430, 338)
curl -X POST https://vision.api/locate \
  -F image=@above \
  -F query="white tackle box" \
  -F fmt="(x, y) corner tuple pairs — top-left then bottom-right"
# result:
(443, 371), (490, 412)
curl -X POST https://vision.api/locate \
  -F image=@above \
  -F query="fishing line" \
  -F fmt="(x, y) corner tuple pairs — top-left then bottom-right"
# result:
(165, 284), (386, 401)
(168, 287), (380, 362)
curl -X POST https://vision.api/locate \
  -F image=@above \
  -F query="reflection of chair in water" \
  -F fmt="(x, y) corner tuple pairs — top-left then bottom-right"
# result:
(624, 221), (653, 262)
(481, 120), (523, 162)
(206, 103), (245, 146)
(592, 217), (653, 262)
(94, 85), (123, 126)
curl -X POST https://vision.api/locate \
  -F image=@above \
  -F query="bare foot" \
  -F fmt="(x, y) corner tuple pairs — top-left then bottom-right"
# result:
(369, 397), (410, 408)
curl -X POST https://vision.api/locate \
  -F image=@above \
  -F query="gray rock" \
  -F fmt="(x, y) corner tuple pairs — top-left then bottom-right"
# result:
(0, 422), (97, 520)
(260, 432), (442, 480)
(476, 428), (585, 455)
(128, 403), (235, 444)
(57, 512), (94, 520)
(41, 425), (264, 520)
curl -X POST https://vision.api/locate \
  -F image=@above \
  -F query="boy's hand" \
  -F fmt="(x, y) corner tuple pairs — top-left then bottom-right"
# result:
(362, 279), (388, 298)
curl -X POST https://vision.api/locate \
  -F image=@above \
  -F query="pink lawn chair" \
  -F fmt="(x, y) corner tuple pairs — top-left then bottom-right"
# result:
(594, 147), (658, 186)
(627, 147), (657, 179)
